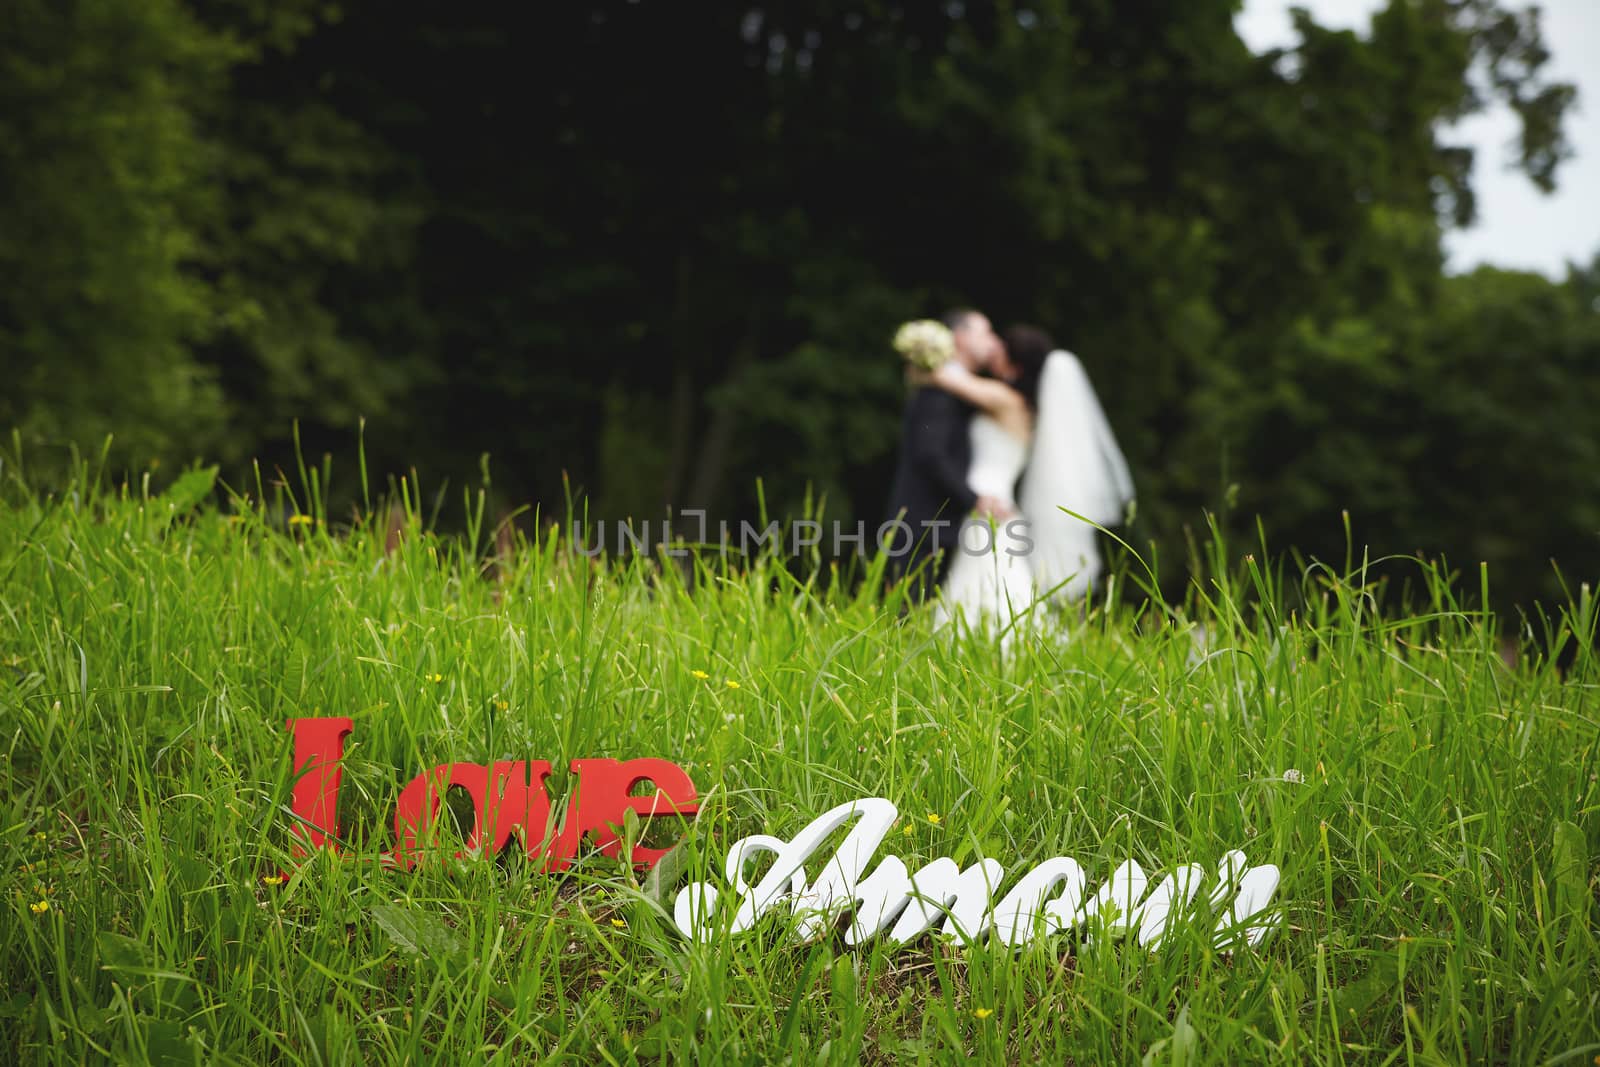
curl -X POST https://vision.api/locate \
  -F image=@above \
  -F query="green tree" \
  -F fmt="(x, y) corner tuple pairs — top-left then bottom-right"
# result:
(1408, 263), (1600, 603)
(1, 0), (1589, 608)
(186, 0), (430, 472)
(0, 0), (227, 465)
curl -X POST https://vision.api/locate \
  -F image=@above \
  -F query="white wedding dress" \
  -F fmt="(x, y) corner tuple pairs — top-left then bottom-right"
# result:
(935, 351), (1136, 633)
(936, 415), (1038, 633)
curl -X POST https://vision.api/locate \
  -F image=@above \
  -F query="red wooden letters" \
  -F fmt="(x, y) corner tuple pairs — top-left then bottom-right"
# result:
(286, 717), (698, 870)
(288, 716), (354, 856)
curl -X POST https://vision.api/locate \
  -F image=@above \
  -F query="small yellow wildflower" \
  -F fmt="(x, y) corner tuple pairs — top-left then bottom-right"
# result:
(29, 900), (49, 915)
(427, 673), (444, 684)
(34, 832), (46, 843)
(691, 670), (709, 680)
(262, 874), (285, 886)
(495, 699), (509, 711)
(902, 824), (914, 836)
(725, 680), (740, 690)
(610, 918), (626, 928)
(973, 1008), (993, 1020)
(288, 514), (313, 526)
(927, 813), (941, 825)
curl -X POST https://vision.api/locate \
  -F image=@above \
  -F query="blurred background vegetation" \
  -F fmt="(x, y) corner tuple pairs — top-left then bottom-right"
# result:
(2, 0), (1595, 609)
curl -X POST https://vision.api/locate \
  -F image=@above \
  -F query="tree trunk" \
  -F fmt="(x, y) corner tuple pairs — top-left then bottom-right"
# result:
(661, 251), (696, 510)
(685, 310), (760, 512)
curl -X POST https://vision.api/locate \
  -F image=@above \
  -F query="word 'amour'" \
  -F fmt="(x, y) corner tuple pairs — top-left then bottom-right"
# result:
(673, 798), (1280, 950)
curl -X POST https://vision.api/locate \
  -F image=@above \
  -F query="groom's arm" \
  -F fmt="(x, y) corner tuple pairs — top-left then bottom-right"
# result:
(907, 389), (978, 516)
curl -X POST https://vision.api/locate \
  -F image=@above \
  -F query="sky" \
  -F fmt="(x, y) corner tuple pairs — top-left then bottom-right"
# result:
(1234, 0), (1600, 277)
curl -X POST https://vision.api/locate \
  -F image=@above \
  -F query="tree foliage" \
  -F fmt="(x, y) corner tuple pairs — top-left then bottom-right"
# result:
(0, 0), (225, 460)
(1, 0), (1592, 606)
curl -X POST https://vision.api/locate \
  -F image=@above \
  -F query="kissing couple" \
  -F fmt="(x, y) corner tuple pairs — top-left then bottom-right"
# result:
(883, 309), (1134, 634)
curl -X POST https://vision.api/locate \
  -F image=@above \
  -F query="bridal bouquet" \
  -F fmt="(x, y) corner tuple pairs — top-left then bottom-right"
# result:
(892, 319), (955, 371)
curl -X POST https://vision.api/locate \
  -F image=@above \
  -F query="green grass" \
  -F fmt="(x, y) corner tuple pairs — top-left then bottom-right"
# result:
(1, 455), (1597, 1064)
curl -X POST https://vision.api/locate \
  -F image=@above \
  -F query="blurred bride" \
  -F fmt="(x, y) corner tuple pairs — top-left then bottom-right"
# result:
(921, 325), (1134, 632)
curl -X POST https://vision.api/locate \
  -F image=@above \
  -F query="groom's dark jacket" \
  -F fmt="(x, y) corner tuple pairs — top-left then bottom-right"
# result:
(884, 386), (977, 594)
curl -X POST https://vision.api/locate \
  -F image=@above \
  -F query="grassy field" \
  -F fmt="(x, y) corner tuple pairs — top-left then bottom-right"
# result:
(2, 456), (1597, 1064)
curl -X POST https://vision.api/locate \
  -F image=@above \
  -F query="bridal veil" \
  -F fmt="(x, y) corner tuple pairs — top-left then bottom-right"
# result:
(1017, 350), (1135, 601)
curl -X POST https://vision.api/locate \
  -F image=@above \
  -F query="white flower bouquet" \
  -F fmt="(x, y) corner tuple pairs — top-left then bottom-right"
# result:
(892, 319), (955, 371)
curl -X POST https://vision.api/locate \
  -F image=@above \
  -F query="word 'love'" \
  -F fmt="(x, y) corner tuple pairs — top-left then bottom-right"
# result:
(674, 798), (1280, 950)
(286, 718), (698, 869)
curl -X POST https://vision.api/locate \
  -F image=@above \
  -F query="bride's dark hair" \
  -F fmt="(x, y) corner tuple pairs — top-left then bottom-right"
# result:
(1002, 324), (1053, 409)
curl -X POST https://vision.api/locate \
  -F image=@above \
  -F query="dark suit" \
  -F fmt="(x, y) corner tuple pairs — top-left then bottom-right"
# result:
(883, 386), (977, 598)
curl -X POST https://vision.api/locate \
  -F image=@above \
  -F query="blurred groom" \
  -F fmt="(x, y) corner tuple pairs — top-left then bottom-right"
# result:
(882, 308), (1009, 600)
